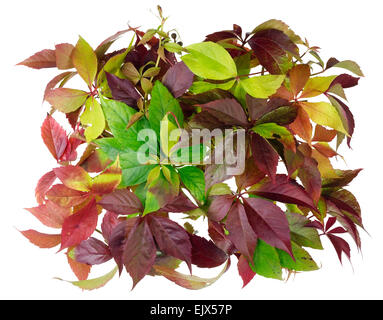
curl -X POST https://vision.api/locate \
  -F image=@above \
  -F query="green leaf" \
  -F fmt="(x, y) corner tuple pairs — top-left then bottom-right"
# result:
(240, 75), (285, 99)
(189, 80), (235, 94)
(251, 239), (282, 280)
(300, 101), (348, 135)
(45, 88), (88, 113)
(329, 60), (364, 77)
(160, 114), (181, 157)
(80, 97), (105, 142)
(101, 97), (149, 151)
(72, 36), (98, 87)
(252, 122), (294, 150)
(178, 166), (206, 204)
(149, 81), (184, 137)
(300, 76), (337, 98)
(286, 212), (323, 249)
(277, 242), (319, 271)
(181, 41), (237, 80)
(208, 183), (232, 196)
(234, 52), (251, 76)
(164, 42), (185, 53)
(55, 266), (118, 290)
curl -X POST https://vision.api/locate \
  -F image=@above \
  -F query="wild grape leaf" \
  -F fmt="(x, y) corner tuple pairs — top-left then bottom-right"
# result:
(45, 88), (88, 113)
(75, 237), (112, 265)
(226, 202), (258, 262)
(204, 163), (233, 191)
(277, 242), (319, 271)
(248, 29), (298, 74)
(244, 197), (293, 257)
(80, 97), (105, 142)
(235, 157), (265, 190)
(101, 211), (121, 244)
(237, 254), (256, 288)
(153, 260), (230, 290)
(251, 239), (282, 280)
(330, 74), (360, 89)
(54, 165), (92, 192)
(67, 250), (91, 280)
(60, 198), (99, 250)
(181, 41), (237, 80)
(46, 184), (89, 208)
(322, 169), (362, 189)
(148, 215), (192, 271)
(252, 122), (295, 151)
(208, 221), (235, 254)
(286, 212), (323, 249)
(327, 233), (351, 264)
(178, 166), (206, 204)
(298, 156), (322, 204)
(289, 106), (313, 143)
(55, 43), (75, 70)
(250, 132), (279, 183)
(312, 125), (337, 142)
(189, 80), (236, 94)
(251, 174), (317, 211)
(80, 149), (112, 173)
(289, 64), (310, 97)
(208, 195), (234, 222)
(300, 76), (337, 98)
(20, 230), (61, 249)
(17, 49), (56, 69)
(105, 72), (141, 106)
(241, 75), (285, 98)
(56, 266), (118, 290)
(123, 218), (157, 288)
(41, 115), (68, 161)
(326, 59), (364, 77)
(35, 170), (57, 205)
(25, 201), (70, 229)
(98, 189), (143, 214)
(90, 158), (122, 195)
(43, 71), (76, 103)
(160, 191), (198, 213)
(199, 98), (249, 127)
(251, 19), (303, 44)
(109, 218), (138, 274)
(95, 28), (136, 57)
(162, 61), (194, 97)
(189, 233), (228, 268)
(72, 36), (98, 86)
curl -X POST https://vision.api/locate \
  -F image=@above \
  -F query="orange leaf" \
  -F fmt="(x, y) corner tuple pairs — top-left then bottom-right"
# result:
(67, 251), (91, 281)
(54, 165), (92, 192)
(17, 49), (56, 69)
(25, 201), (71, 229)
(289, 106), (312, 143)
(312, 125), (337, 142)
(55, 43), (75, 70)
(289, 64), (310, 97)
(20, 230), (61, 248)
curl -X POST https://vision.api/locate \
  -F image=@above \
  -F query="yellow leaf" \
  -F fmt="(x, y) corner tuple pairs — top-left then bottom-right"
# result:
(300, 76), (337, 98)
(300, 101), (347, 135)
(80, 97), (106, 142)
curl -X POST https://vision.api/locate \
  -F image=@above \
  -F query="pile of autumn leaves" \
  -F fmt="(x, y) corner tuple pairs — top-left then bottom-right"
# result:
(17, 19), (364, 290)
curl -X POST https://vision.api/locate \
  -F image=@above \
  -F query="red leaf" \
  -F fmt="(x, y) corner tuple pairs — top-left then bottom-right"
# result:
(98, 189), (143, 215)
(60, 133), (84, 162)
(244, 198), (293, 257)
(327, 233), (351, 264)
(20, 230), (61, 248)
(208, 221), (235, 255)
(328, 227), (347, 234)
(235, 157), (266, 190)
(41, 115), (68, 161)
(75, 237), (112, 265)
(35, 170), (56, 205)
(45, 88), (88, 113)
(207, 195), (234, 222)
(237, 254), (256, 288)
(43, 71), (75, 102)
(67, 253), (91, 281)
(290, 106), (312, 143)
(123, 218), (157, 288)
(46, 184), (89, 208)
(54, 165), (92, 192)
(109, 219), (138, 274)
(25, 201), (71, 228)
(189, 234), (228, 268)
(200, 98), (249, 128)
(101, 211), (120, 243)
(162, 61), (194, 98)
(55, 43), (75, 70)
(60, 198), (99, 250)
(325, 217), (337, 232)
(17, 49), (56, 69)
(105, 72), (141, 106)
(80, 149), (112, 173)
(251, 133), (279, 183)
(148, 215), (192, 271)
(226, 201), (258, 262)
(160, 192), (198, 213)
(298, 156), (322, 204)
(312, 125), (337, 142)
(252, 174), (317, 211)
(330, 74), (359, 89)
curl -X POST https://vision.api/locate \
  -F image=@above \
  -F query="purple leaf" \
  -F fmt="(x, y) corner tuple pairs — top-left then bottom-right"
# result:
(75, 237), (112, 265)
(98, 189), (143, 215)
(327, 233), (351, 264)
(189, 234), (228, 268)
(237, 254), (256, 288)
(160, 192), (198, 213)
(244, 197), (293, 257)
(208, 195), (234, 222)
(162, 61), (194, 98)
(105, 72), (141, 106)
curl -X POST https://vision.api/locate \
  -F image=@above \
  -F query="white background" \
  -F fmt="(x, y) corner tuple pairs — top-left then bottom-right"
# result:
(0, 0), (382, 300)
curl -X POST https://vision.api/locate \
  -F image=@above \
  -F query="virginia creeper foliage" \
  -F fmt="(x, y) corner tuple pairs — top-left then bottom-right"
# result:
(18, 7), (364, 290)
